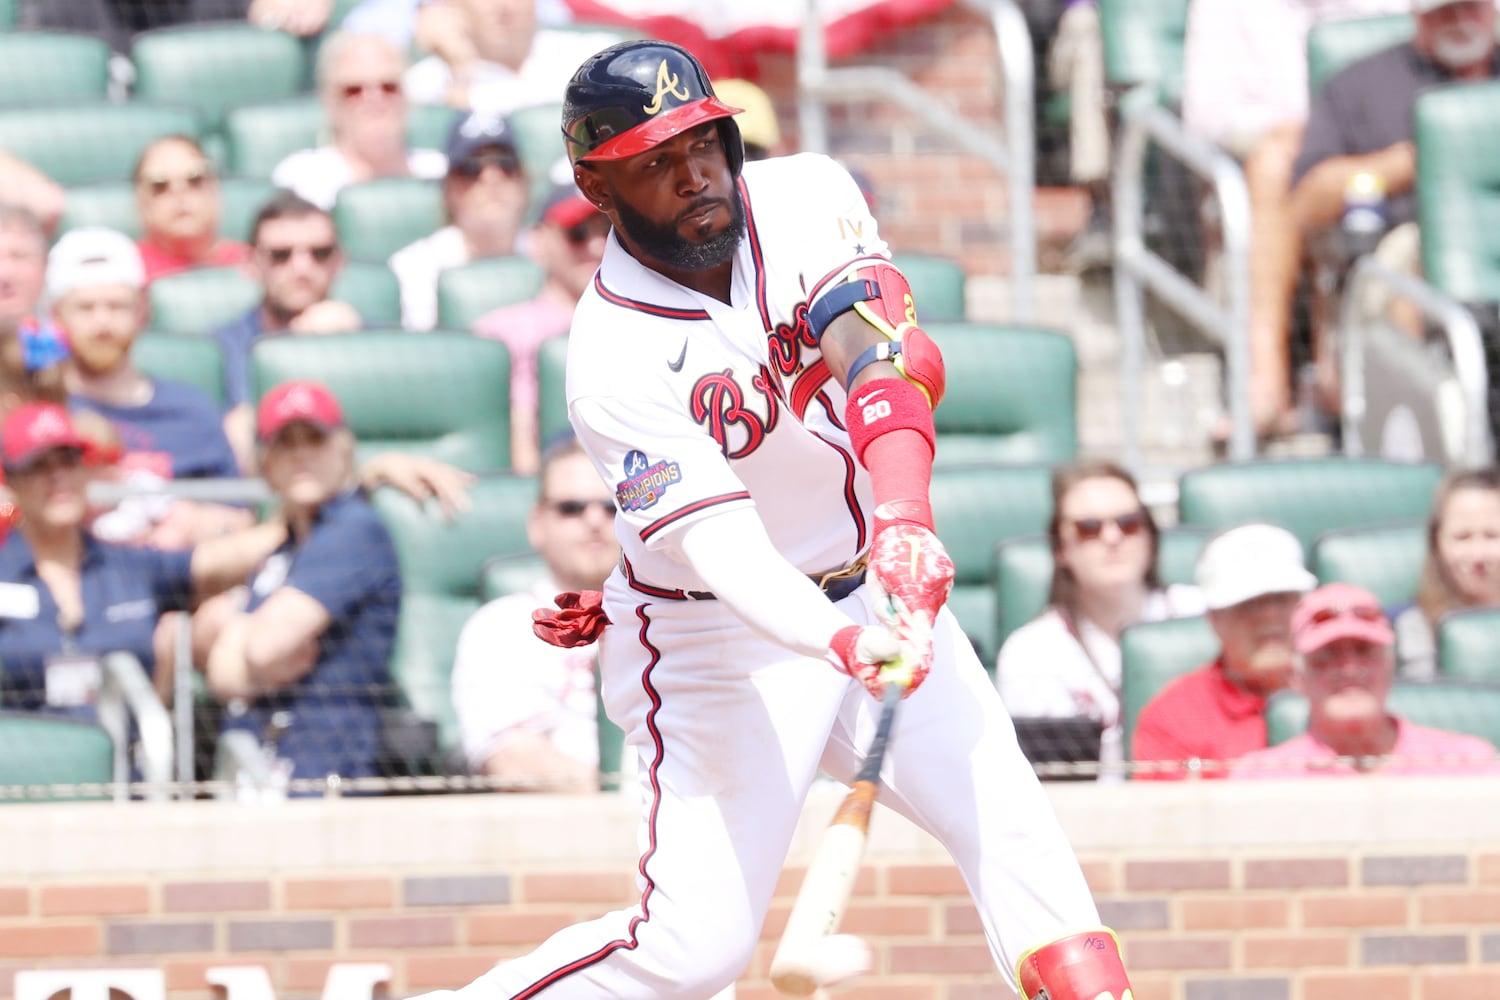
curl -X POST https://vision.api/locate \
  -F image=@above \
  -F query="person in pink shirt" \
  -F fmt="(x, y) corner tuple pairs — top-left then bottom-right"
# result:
(472, 182), (609, 474)
(133, 136), (250, 285)
(1234, 582), (1500, 778)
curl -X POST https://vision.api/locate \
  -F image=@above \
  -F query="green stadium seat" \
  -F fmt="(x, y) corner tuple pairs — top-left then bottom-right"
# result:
(371, 475), (537, 754)
(131, 24), (308, 133)
(1266, 680), (1500, 749)
(1177, 458), (1443, 553)
(0, 31), (111, 103)
(0, 103), (199, 186)
(223, 97), (325, 178)
(59, 175), (276, 243)
(134, 333), (227, 406)
(251, 331), (511, 472)
(1098, 0), (1190, 110)
(508, 101), (566, 217)
(332, 178), (446, 263)
(927, 321), (1077, 467)
(894, 253), (966, 322)
(479, 551), (547, 603)
(1119, 615), (1219, 759)
(994, 527), (1212, 654)
(930, 464), (1053, 664)
(331, 261), (402, 328)
(1306, 14), (1412, 95)
(436, 256), (546, 330)
(0, 0), (15, 28)
(148, 266), (261, 335)
(1415, 80), (1500, 302)
(1310, 520), (1427, 610)
(408, 104), (460, 154)
(1436, 608), (1500, 685)
(536, 333), (570, 450)
(0, 712), (114, 801)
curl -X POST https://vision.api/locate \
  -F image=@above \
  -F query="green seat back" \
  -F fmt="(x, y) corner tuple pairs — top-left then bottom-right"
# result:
(436, 256), (547, 330)
(1415, 80), (1500, 302)
(1310, 519), (1427, 610)
(371, 476), (537, 750)
(1120, 615), (1219, 759)
(132, 25), (308, 133)
(1177, 458), (1443, 553)
(148, 266), (261, 335)
(894, 252), (966, 322)
(0, 712), (113, 800)
(1099, 0), (1190, 108)
(1266, 681), (1500, 749)
(930, 464), (1053, 663)
(251, 331), (511, 472)
(1436, 608), (1500, 685)
(1306, 15), (1412, 95)
(407, 104), (460, 154)
(507, 101), (566, 218)
(994, 527), (1211, 653)
(927, 322), (1077, 466)
(223, 97), (325, 177)
(59, 175), (275, 243)
(0, 31), (111, 102)
(0, 0), (16, 28)
(479, 551), (547, 603)
(331, 261), (402, 328)
(332, 178), (446, 263)
(536, 333), (571, 450)
(0, 103), (199, 186)
(134, 333), (227, 406)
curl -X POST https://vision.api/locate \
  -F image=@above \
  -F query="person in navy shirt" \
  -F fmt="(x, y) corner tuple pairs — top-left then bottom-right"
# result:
(200, 379), (401, 786)
(0, 403), (288, 716)
(48, 227), (249, 548)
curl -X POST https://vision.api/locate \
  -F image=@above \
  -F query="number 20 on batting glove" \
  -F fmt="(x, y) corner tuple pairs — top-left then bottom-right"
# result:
(827, 625), (923, 700)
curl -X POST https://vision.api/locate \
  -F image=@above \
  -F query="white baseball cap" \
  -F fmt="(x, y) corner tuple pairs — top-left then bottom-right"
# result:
(1195, 523), (1318, 611)
(46, 227), (145, 302)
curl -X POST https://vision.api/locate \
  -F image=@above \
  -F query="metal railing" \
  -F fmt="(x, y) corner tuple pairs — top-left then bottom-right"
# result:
(98, 652), (174, 802)
(1339, 256), (1494, 469)
(1112, 96), (1255, 472)
(795, 0), (1036, 321)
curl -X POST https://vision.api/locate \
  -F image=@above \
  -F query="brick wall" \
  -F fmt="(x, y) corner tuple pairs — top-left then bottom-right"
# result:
(2, 780), (1499, 1000)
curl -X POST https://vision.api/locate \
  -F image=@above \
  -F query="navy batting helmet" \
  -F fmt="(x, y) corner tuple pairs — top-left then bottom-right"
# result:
(562, 40), (745, 176)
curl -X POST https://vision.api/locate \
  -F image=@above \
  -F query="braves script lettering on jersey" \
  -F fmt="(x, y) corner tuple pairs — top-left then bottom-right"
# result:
(413, 153), (1111, 1000)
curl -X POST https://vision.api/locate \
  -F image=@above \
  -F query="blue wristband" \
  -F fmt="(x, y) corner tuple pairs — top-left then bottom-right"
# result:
(845, 340), (901, 388)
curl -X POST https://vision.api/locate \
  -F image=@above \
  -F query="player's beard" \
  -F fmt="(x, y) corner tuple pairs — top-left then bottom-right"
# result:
(614, 187), (746, 272)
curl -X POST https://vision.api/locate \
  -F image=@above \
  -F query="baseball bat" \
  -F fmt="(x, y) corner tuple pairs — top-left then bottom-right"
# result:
(769, 678), (906, 996)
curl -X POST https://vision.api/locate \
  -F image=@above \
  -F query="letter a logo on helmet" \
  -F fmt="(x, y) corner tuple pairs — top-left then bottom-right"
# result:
(561, 39), (746, 176)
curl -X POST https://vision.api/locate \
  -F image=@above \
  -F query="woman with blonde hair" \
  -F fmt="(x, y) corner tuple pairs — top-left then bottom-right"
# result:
(1392, 468), (1500, 679)
(997, 459), (1203, 778)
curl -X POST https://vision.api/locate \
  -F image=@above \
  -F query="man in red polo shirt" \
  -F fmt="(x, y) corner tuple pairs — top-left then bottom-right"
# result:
(1133, 523), (1317, 779)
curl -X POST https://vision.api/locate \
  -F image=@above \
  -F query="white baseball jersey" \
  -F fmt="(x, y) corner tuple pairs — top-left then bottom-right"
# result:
(566, 153), (883, 604)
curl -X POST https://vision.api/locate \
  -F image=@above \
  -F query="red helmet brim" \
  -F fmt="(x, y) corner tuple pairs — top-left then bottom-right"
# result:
(579, 97), (743, 162)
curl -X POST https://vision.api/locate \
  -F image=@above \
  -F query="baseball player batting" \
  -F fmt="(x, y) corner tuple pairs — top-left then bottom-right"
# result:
(411, 39), (1135, 1000)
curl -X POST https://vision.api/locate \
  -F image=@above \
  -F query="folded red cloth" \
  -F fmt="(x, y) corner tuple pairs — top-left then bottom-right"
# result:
(532, 590), (611, 647)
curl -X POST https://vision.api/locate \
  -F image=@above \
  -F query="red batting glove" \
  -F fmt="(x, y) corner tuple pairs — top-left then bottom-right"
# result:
(827, 625), (925, 699)
(867, 519), (955, 648)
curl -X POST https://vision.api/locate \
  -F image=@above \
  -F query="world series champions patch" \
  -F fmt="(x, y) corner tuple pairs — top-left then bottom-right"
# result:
(616, 449), (682, 512)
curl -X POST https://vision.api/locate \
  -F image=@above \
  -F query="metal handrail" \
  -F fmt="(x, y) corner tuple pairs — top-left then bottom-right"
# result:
(796, 0), (1036, 321)
(99, 652), (174, 802)
(1339, 256), (1493, 468)
(1113, 93), (1255, 472)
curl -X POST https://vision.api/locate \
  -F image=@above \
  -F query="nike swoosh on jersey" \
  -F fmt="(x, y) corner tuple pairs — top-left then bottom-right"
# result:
(667, 340), (688, 372)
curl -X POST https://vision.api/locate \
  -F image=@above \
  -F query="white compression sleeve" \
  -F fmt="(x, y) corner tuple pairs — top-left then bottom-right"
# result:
(676, 507), (856, 660)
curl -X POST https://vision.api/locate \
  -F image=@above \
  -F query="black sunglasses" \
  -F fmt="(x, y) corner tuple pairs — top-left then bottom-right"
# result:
(452, 151), (522, 179)
(263, 243), (338, 265)
(546, 498), (615, 518)
(1068, 509), (1149, 542)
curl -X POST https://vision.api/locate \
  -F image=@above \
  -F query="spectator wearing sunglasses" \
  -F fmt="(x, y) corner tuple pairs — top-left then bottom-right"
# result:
(1133, 522), (1316, 780)
(1390, 468), (1500, 680)
(211, 193), (363, 471)
(389, 109), (529, 331)
(133, 136), (249, 285)
(1232, 583), (1500, 777)
(472, 182), (607, 475)
(450, 432), (619, 791)
(996, 460), (1204, 780)
(271, 32), (448, 212)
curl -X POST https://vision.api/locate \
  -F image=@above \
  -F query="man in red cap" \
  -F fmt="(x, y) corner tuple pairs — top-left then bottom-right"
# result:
(1233, 582), (1500, 777)
(473, 181), (609, 474)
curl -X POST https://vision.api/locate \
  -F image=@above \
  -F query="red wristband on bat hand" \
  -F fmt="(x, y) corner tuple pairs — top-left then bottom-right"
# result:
(844, 377), (936, 532)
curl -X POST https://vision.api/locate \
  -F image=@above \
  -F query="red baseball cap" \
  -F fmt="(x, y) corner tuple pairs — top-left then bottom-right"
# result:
(257, 380), (345, 444)
(541, 183), (601, 231)
(1, 403), (87, 472)
(1291, 582), (1395, 655)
